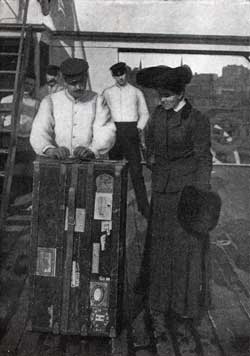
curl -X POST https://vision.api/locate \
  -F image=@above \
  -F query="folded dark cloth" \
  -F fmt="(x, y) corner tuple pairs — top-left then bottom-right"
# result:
(177, 185), (221, 237)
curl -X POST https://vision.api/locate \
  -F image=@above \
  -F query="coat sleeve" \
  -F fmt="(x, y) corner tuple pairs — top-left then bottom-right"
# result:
(193, 111), (213, 190)
(145, 108), (158, 160)
(89, 95), (116, 157)
(29, 96), (56, 155)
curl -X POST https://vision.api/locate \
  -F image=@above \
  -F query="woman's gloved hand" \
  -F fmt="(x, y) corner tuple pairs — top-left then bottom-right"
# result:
(45, 146), (70, 160)
(73, 146), (96, 160)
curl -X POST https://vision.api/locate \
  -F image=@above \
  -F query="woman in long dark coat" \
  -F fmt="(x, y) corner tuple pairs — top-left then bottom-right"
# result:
(136, 65), (213, 343)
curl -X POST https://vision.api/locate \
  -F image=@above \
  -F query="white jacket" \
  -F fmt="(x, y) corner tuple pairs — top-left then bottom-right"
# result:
(30, 89), (116, 157)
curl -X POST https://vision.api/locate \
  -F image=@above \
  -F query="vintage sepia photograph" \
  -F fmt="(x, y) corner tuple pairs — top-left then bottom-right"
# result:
(1, 0), (250, 355)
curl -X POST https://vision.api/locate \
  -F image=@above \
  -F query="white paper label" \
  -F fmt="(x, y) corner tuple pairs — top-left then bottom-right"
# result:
(94, 193), (112, 220)
(65, 207), (86, 232)
(92, 243), (100, 274)
(100, 234), (106, 251)
(36, 247), (56, 277)
(75, 208), (86, 232)
(71, 261), (80, 288)
(101, 221), (112, 236)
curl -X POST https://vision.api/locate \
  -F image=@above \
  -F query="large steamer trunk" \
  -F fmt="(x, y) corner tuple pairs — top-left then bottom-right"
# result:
(29, 158), (128, 338)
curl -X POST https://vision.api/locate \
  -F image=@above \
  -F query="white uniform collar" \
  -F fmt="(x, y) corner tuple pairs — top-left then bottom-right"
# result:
(174, 98), (186, 112)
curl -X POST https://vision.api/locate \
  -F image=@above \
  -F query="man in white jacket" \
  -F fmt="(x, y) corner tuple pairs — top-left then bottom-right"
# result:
(30, 58), (116, 160)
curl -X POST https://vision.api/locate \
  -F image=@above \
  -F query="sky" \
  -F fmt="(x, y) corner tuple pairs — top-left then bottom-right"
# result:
(119, 53), (250, 76)
(2, 1), (250, 77)
(2, 1), (250, 38)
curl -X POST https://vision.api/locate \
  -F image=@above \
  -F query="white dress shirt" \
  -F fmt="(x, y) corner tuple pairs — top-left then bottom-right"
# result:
(30, 89), (116, 157)
(102, 83), (149, 130)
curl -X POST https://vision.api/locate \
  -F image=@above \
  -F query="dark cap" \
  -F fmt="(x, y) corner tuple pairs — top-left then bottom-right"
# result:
(46, 64), (60, 76)
(110, 62), (127, 76)
(25, 72), (36, 80)
(136, 65), (193, 94)
(60, 58), (89, 83)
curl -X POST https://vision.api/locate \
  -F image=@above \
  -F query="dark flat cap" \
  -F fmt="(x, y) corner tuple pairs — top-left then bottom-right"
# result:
(136, 65), (193, 94)
(110, 62), (127, 76)
(177, 185), (221, 238)
(60, 58), (89, 78)
(26, 72), (36, 80)
(46, 64), (60, 76)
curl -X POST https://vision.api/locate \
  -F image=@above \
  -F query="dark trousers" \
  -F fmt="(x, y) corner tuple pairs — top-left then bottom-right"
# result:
(109, 122), (149, 215)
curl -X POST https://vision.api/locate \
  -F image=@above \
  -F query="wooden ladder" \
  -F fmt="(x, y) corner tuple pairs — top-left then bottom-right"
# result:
(0, 0), (32, 229)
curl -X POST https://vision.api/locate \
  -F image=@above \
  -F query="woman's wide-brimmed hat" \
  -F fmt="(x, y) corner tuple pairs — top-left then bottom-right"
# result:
(177, 185), (222, 237)
(136, 65), (193, 94)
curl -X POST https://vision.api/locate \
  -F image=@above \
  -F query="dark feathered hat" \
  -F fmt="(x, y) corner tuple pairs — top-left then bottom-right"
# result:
(177, 185), (221, 237)
(136, 65), (193, 94)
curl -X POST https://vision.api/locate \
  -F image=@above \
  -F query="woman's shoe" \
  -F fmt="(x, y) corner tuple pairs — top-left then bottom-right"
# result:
(153, 333), (175, 356)
(150, 311), (175, 356)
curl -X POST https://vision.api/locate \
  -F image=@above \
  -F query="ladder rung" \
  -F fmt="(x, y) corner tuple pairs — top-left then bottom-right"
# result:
(0, 89), (14, 92)
(0, 128), (12, 133)
(0, 70), (16, 74)
(0, 171), (6, 177)
(0, 148), (9, 154)
(0, 53), (19, 56)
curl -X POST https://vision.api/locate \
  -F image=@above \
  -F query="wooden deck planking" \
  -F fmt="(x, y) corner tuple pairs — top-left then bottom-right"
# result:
(0, 232), (29, 327)
(208, 256), (250, 356)
(0, 278), (29, 355)
(1, 186), (250, 355)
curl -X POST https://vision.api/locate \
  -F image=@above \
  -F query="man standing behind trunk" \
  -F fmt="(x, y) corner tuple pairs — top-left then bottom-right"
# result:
(30, 58), (116, 160)
(103, 62), (150, 218)
(38, 64), (63, 101)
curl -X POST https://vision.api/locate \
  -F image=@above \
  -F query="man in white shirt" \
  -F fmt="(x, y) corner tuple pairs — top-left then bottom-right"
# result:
(103, 62), (150, 218)
(0, 74), (39, 198)
(38, 64), (63, 101)
(1, 73), (39, 137)
(30, 58), (116, 160)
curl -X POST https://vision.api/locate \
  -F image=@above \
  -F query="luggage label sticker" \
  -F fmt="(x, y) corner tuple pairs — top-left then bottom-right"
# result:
(90, 281), (109, 307)
(100, 234), (106, 251)
(64, 207), (86, 232)
(94, 192), (112, 221)
(71, 261), (80, 288)
(100, 221), (112, 251)
(92, 243), (100, 274)
(36, 247), (56, 277)
(96, 174), (114, 193)
(90, 307), (109, 332)
(101, 221), (112, 235)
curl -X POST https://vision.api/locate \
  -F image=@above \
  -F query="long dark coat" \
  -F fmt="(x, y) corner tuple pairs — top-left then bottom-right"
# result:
(144, 100), (213, 321)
